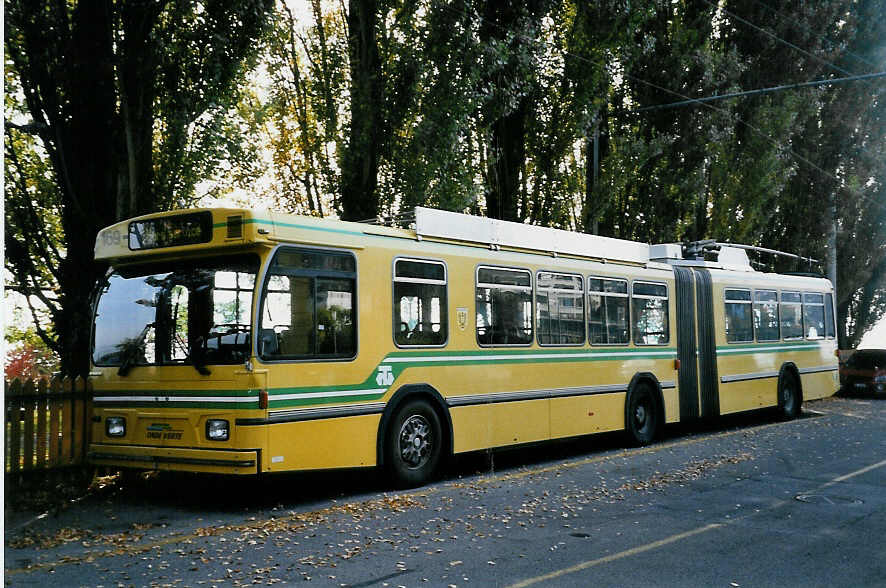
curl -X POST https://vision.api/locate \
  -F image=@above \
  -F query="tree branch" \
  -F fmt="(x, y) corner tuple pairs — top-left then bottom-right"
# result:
(23, 291), (60, 354)
(4, 138), (65, 281)
(3, 120), (49, 135)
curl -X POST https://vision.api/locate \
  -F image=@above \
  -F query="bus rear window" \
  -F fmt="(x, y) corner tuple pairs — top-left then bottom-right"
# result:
(825, 293), (836, 339)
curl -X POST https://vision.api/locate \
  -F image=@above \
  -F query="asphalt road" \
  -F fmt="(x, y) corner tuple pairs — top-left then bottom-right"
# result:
(5, 394), (886, 587)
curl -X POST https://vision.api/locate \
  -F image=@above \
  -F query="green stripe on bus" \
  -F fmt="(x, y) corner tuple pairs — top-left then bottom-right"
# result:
(268, 394), (382, 409)
(94, 347), (679, 409)
(265, 347), (677, 407)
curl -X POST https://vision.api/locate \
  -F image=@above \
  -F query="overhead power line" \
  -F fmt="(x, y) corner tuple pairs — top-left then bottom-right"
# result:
(702, 0), (862, 82)
(636, 72), (886, 112)
(749, 0), (880, 72)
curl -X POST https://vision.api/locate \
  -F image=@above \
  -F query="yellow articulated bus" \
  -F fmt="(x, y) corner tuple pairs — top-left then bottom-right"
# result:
(88, 207), (839, 486)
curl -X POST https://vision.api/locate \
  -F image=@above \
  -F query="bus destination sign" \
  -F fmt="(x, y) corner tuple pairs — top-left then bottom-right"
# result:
(129, 212), (213, 251)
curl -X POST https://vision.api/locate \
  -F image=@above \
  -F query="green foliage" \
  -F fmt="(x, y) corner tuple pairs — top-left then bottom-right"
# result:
(5, 0), (275, 375)
(260, 1), (349, 215)
(5, 63), (64, 354)
(382, 0), (488, 215)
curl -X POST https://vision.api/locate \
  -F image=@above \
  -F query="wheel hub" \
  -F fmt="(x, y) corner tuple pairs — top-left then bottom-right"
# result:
(399, 415), (431, 468)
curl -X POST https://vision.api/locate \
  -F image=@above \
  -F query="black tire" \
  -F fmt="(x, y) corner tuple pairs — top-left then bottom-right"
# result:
(625, 382), (659, 446)
(777, 371), (801, 420)
(385, 399), (443, 488)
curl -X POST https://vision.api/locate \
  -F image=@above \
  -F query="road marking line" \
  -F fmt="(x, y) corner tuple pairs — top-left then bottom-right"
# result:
(508, 524), (723, 587)
(817, 458), (886, 490)
(507, 457), (886, 587)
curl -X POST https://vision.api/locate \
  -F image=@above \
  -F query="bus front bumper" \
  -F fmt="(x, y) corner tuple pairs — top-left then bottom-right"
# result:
(88, 443), (260, 475)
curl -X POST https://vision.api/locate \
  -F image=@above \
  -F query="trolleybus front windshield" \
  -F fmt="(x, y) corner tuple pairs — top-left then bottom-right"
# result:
(92, 254), (259, 372)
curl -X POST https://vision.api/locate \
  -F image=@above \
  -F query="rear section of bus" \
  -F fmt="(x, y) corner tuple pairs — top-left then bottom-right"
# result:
(88, 209), (271, 474)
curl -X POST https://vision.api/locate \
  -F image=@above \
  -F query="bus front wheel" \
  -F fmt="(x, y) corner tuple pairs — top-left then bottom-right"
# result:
(385, 399), (443, 488)
(625, 382), (659, 446)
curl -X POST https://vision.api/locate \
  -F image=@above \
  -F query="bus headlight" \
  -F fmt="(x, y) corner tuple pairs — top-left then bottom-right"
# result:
(106, 416), (126, 437)
(206, 419), (230, 441)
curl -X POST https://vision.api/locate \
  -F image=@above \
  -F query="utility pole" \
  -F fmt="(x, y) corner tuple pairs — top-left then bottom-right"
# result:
(827, 191), (839, 347)
(591, 124), (599, 235)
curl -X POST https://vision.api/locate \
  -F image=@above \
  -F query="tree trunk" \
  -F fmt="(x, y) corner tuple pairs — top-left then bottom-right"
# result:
(486, 101), (527, 222)
(118, 2), (160, 218)
(57, 1), (120, 376)
(582, 105), (609, 235)
(341, 0), (382, 221)
(479, 0), (544, 222)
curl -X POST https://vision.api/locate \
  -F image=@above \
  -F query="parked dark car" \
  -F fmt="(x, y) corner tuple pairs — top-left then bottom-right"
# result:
(840, 349), (886, 395)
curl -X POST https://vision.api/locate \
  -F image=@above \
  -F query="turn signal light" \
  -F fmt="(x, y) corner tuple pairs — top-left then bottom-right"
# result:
(259, 389), (269, 410)
(674, 358), (681, 370)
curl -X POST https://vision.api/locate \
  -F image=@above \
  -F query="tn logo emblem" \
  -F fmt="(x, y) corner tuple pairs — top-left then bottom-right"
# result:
(376, 365), (395, 387)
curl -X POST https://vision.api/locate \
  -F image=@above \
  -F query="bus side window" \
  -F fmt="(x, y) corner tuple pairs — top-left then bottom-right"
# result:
(259, 248), (357, 360)
(536, 272), (584, 345)
(802, 292), (825, 340)
(393, 258), (447, 347)
(725, 289), (753, 343)
(753, 290), (779, 341)
(631, 281), (669, 345)
(780, 292), (803, 340)
(476, 267), (533, 346)
(588, 277), (629, 345)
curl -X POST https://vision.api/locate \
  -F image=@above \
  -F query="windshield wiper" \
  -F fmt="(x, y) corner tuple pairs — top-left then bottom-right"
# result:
(117, 323), (154, 376)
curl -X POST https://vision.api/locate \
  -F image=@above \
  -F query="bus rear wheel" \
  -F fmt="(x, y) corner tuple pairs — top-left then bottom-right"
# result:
(385, 399), (443, 488)
(626, 382), (659, 446)
(777, 372), (801, 420)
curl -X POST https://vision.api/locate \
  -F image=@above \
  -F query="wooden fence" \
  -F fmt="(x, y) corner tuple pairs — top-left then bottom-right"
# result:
(5, 376), (92, 473)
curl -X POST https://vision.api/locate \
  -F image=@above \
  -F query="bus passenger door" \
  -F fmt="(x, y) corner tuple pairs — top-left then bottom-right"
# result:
(674, 267), (699, 420)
